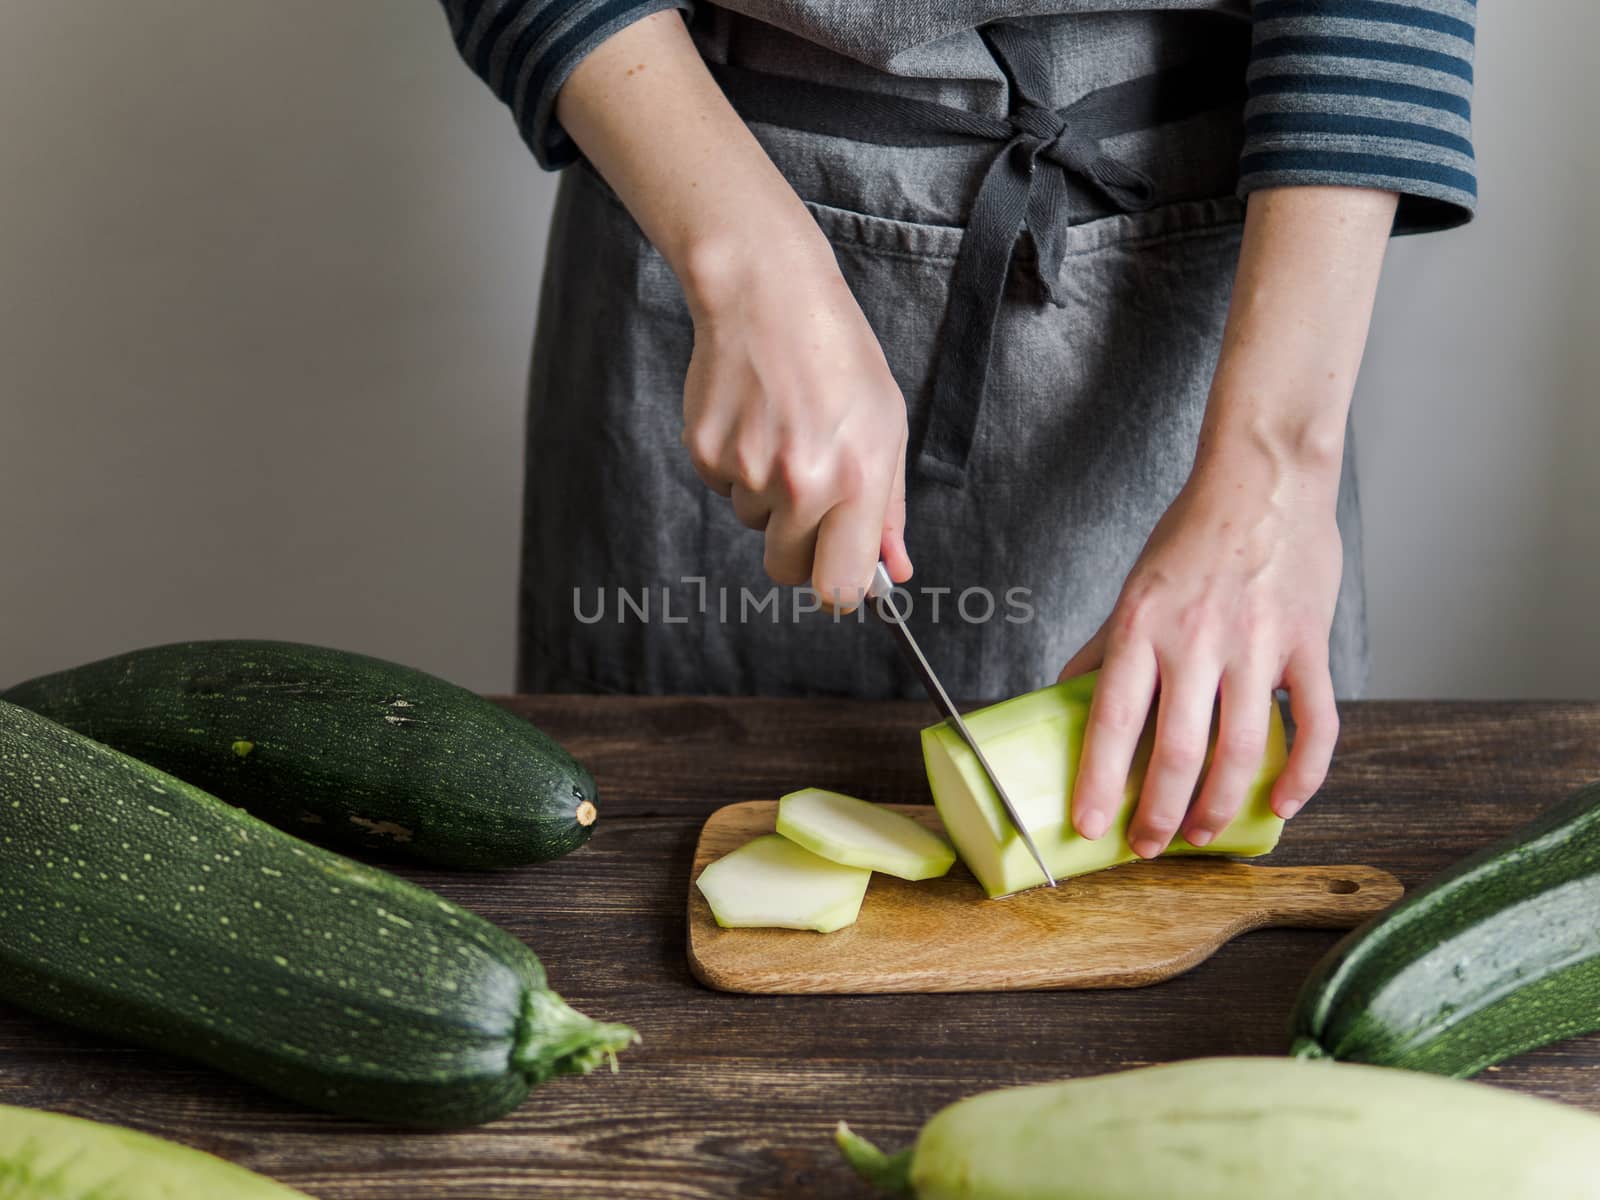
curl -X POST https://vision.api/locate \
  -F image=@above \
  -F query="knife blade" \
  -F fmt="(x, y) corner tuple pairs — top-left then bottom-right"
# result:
(867, 562), (1057, 888)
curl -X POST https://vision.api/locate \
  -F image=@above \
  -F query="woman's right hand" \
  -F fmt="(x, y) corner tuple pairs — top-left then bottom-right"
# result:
(680, 237), (913, 607)
(554, 11), (911, 606)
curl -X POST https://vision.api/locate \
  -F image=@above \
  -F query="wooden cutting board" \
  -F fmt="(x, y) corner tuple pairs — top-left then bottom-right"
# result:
(687, 801), (1403, 994)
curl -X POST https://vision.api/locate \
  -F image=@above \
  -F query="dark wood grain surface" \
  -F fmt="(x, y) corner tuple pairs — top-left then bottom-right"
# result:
(3, 697), (1598, 1198)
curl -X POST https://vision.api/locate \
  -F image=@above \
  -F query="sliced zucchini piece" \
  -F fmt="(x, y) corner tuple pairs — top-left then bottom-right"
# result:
(696, 834), (871, 933)
(777, 788), (955, 881)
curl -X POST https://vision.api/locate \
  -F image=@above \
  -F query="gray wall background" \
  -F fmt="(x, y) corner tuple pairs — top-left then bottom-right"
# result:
(2, 1), (1595, 698)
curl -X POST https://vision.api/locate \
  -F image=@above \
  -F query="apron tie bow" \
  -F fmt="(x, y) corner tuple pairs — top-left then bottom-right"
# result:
(708, 24), (1246, 487)
(1004, 100), (1160, 307)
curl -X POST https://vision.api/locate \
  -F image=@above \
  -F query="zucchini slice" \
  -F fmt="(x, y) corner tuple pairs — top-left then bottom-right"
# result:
(776, 788), (955, 881)
(696, 834), (870, 933)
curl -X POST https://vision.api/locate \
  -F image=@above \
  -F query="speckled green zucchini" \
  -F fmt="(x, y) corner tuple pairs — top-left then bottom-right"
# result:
(0, 1105), (311, 1197)
(1290, 780), (1600, 1076)
(2, 640), (596, 868)
(0, 700), (635, 1127)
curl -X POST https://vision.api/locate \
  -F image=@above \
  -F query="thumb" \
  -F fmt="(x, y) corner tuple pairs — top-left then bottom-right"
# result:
(879, 441), (913, 582)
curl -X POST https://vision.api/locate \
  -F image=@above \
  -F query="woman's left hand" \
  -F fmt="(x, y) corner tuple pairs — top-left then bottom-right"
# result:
(1058, 444), (1343, 858)
(1059, 184), (1397, 858)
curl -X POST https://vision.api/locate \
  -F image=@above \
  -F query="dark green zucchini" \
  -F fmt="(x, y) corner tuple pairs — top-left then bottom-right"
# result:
(3, 640), (596, 868)
(1290, 779), (1600, 1076)
(0, 699), (635, 1127)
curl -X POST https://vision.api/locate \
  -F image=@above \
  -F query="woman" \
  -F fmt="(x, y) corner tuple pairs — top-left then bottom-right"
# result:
(438, 2), (1475, 857)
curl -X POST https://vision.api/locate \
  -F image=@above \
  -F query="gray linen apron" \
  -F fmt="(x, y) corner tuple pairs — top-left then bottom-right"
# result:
(517, 9), (1369, 700)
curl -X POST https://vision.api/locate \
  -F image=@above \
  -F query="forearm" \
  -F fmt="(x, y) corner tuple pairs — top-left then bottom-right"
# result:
(555, 11), (830, 313)
(1198, 187), (1399, 502)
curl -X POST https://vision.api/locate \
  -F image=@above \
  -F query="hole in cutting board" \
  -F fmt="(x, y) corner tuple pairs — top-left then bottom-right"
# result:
(1325, 879), (1360, 895)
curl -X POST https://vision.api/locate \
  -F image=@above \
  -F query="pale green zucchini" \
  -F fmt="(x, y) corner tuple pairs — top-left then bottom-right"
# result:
(0, 1105), (310, 1198)
(838, 1057), (1600, 1199)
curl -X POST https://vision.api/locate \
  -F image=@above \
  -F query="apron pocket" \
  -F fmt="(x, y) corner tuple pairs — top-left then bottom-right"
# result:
(1056, 194), (1245, 260)
(801, 198), (965, 264)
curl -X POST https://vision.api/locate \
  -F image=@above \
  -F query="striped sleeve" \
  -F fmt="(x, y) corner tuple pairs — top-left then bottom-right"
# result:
(1239, 0), (1477, 232)
(438, 0), (693, 169)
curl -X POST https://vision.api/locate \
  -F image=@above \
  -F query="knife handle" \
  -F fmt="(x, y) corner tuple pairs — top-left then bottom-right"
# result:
(868, 561), (895, 603)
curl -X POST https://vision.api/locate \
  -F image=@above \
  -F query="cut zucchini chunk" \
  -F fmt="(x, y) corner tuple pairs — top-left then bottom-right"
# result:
(777, 788), (956, 881)
(922, 673), (1288, 897)
(696, 834), (871, 932)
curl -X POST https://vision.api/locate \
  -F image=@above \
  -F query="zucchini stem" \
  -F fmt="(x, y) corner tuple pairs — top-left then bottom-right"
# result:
(835, 1122), (914, 1196)
(514, 990), (639, 1084)
(1291, 1036), (1329, 1061)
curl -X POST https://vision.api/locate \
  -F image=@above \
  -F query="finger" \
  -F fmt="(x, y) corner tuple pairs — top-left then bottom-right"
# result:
(1058, 619), (1110, 683)
(1271, 649), (1339, 818)
(729, 484), (773, 533)
(762, 500), (823, 588)
(1070, 638), (1156, 842)
(719, 413), (776, 496)
(812, 486), (886, 613)
(1182, 662), (1275, 846)
(879, 440), (913, 583)
(682, 426), (735, 497)
(1128, 661), (1220, 858)
(680, 359), (736, 497)
(693, 463), (735, 497)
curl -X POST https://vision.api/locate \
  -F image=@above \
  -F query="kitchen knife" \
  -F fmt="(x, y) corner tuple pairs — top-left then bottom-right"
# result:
(867, 562), (1057, 888)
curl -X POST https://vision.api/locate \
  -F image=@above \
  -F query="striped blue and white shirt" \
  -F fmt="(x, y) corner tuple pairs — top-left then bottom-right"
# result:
(438, 0), (1476, 230)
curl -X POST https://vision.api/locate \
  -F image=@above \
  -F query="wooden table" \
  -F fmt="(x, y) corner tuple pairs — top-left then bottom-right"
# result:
(3, 698), (1598, 1197)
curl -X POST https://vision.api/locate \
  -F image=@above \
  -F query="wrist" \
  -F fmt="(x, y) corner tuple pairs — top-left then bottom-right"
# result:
(1200, 402), (1346, 479)
(676, 210), (840, 323)
(1194, 396), (1347, 516)
(1191, 186), (1393, 500)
